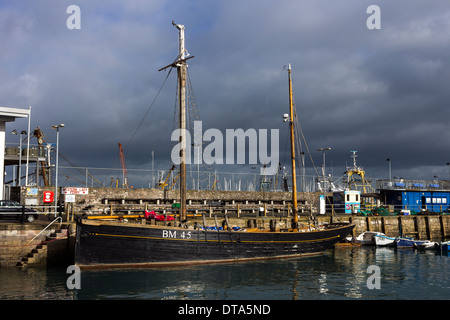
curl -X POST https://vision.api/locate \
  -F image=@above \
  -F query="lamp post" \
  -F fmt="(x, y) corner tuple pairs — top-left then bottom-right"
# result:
(52, 124), (64, 217)
(386, 158), (391, 180)
(446, 162), (450, 181)
(317, 148), (331, 189)
(317, 147), (331, 214)
(11, 130), (27, 186)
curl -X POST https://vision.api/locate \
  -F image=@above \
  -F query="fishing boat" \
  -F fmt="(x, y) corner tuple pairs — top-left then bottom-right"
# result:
(75, 219), (354, 268)
(394, 237), (415, 248)
(346, 231), (384, 245)
(438, 241), (450, 252)
(74, 22), (354, 269)
(395, 237), (434, 248)
(414, 240), (437, 250)
(373, 234), (396, 246)
(395, 238), (417, 248)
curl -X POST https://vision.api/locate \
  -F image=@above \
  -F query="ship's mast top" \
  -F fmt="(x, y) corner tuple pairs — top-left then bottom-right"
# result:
(158, 22), (194, 72)
(172, 21), (187, 61)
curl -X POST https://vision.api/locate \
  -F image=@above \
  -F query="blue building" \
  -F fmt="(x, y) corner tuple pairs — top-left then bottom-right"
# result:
(377, 179), (450, 213)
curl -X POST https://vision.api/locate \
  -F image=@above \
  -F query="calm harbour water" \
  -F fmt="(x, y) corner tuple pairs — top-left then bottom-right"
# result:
(1, 247), (449, 300)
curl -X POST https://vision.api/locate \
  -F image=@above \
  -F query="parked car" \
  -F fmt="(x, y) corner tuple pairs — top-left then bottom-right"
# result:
(0, 200), (38, 223)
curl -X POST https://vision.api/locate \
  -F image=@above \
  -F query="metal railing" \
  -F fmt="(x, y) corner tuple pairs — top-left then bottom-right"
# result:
(377, 179), (450, 191)
(8, 217), (63, 263)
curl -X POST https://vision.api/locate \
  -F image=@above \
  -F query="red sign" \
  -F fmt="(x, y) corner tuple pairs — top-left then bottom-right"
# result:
(43, 191), (54, 203)
(61, 187), (88, 195)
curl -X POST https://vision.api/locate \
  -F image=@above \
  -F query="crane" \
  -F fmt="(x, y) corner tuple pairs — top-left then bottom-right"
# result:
(118, 143), (128, 188)
(156, 165), (177, 190)
(32, 127), (50, 186)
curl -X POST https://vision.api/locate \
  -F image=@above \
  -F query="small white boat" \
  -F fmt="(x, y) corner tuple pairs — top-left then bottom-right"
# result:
(374, 234), (396, 246)
(346, 231), (385, 245)
(414, 240), (438, 250)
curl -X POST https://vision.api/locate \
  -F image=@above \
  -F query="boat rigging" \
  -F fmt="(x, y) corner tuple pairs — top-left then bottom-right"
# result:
(74, 22), (355, 269)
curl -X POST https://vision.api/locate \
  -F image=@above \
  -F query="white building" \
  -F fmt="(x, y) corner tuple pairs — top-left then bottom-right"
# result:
(0, 106), (30, 200)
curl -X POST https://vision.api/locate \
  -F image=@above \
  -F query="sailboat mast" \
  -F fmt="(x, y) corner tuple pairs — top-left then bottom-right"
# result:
(174, 22), (187, 221)
(288, 64), (298, 227)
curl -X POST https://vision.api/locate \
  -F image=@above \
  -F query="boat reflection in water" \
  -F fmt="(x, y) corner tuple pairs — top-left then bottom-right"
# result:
(76, 246), (450, 300)
(1, 247), (449, 300)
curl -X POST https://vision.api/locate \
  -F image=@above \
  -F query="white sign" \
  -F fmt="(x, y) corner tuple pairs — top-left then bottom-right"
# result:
(25, 198), (38, 206)
(62, 187), (89, 195)
(319, 195), (325, 215)
(65, 194), (76, 203)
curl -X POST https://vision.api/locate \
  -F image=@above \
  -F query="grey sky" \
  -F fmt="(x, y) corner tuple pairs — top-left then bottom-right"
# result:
(1, 0), (449, 187)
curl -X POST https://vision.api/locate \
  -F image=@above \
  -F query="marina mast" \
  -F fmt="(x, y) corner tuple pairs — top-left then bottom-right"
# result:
(287, 64), (298, 228)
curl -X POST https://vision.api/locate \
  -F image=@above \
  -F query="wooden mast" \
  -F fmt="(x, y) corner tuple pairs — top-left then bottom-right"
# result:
(288, 64), (298, 228)
(159, 22), (194, 221)
(174, 22), (187, 221)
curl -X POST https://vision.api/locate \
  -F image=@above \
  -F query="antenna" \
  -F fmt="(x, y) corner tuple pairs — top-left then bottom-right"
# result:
(350, 150), (358, 168)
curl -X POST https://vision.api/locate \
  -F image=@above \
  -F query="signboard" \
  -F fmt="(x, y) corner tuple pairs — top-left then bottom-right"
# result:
(43, 191), (54, 203)
(65, 194), (76, 203)
(25, 198), (38, 206)
(27, 188), (38, 196)
(62, 187), (89, 195)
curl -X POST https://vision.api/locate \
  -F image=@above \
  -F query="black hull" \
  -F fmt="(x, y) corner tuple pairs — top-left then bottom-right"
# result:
(75, 220), (354, 268)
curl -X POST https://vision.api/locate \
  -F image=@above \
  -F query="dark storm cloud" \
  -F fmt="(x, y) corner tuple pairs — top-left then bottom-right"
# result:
(1, 0), (449, 185)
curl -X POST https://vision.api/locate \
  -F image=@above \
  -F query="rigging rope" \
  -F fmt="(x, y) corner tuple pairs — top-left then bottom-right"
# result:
(292, 95), (320, 179)
(170, 67), (216, 190)
(127, 66), (174, 146)
(96, 64), (174, 186)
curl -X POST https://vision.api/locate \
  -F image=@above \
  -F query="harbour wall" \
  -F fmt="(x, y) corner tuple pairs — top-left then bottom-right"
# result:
(12, 186), (320, 216)
(0, 223), (74, 268)
(207, 215), (450, 242)
(346, 215), (450, 241)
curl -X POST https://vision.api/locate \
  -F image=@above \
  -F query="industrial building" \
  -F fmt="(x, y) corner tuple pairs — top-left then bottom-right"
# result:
(377, 179), (450, 213)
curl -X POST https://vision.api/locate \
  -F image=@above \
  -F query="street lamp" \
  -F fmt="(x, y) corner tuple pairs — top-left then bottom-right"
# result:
(52, 124), (64, 217)
(11, 130), (27, 186)
(386, 158), (391, 180)
(317, 147), (331, 215)
(317, 147), (331, 184)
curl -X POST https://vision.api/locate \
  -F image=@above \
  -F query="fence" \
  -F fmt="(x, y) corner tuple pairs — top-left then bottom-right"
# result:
(12, 163), (384, 193)
(377, 179), (450, 191)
